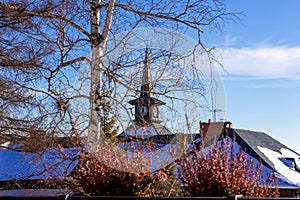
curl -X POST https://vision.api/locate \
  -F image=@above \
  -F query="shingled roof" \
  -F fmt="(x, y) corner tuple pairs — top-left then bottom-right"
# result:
(232, 129), (299, 170)
(199, 121), (300, 187)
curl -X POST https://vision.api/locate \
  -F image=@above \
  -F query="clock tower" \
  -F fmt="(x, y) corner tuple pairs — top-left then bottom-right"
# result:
(128, 49), (165, 126)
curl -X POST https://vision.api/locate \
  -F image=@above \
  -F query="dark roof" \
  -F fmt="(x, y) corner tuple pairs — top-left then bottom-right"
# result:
(234, 129), (297, 154)
(117, 132), (199, 145)
(230, 129), (300, 171)
(120, 124), (300, 174)
(197, 124), (300, 172)
(118, 120), (300, 187)
(128, 97), (165, 106)
(199, 127), (300, 177)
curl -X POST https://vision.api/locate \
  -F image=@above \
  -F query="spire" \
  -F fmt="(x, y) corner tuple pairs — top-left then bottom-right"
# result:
(140, 48), (154, 98)
(128, 48), (165, 125)
(123, 48), (173, 137)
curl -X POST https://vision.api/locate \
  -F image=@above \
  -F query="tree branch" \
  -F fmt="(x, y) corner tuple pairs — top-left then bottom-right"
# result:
(101, 0), (115, 47)
(0, 2), (90, 38)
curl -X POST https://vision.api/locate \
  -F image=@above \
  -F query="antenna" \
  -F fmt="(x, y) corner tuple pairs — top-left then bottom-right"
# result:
(210, 108), (223, 122)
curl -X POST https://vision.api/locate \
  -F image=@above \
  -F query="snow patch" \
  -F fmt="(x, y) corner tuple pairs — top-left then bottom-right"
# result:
(0, 141), (23, 150)
(293, 158), (300, 173)
(125, 126), (158, 137)
(280, 148), (299, 158)
(0, 147), (80, 181)
(258, 146), (300, 186)
(0, 142), (10, 148)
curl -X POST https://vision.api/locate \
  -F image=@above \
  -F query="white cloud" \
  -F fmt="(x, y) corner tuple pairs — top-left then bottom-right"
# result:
(220, 46), (300, 80)
(245, 81), (292, 89)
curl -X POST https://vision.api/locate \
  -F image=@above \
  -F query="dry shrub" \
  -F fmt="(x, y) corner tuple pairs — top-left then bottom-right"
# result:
(70, 137), (184, 196)
(72, 153), (151, 196)
(176, 136), (279, 197)
(67, 120), (279, 197)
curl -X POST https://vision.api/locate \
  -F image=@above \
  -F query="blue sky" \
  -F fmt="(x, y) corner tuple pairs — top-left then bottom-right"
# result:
(203, 1), (300, 153)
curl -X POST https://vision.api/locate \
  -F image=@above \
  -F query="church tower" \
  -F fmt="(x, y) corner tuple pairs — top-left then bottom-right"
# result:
(128, 48), (165, 126)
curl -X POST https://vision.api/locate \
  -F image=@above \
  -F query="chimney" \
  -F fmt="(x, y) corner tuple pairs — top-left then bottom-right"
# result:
(200, 120), (232, 139)
(224, 121), (232, 129)
(200, 120), (210, 138)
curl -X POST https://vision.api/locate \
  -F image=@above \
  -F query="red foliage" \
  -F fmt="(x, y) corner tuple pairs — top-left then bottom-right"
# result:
(176, 137), (279, 197)
(71, 152), (154, 196)
(69, 139), (185, 196)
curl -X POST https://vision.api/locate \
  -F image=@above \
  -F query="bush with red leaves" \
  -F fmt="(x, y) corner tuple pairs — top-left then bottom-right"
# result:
(176, 137), (279, 197)
(70, 139), (185, 196)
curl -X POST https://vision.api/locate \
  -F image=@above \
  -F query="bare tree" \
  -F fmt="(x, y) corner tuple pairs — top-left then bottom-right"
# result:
(0, 0), (238, 146)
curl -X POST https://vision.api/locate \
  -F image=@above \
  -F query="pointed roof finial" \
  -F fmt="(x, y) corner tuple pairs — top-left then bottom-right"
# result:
(144, 47), (149, 64)
(129, 47), (165, 107)
(141, 48), (154, 98)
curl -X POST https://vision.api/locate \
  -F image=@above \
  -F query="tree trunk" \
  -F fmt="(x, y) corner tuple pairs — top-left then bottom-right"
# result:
(88, 0), (114, 152)
(87, 0), (101, 151)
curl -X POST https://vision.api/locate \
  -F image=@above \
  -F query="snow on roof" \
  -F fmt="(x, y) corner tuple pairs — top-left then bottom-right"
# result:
(122, 122), (174, 138)
(113, 131), (300, 188)
(117, 141), (177, 172)
(201, 138), (300, 187)
(258, 146), (300, 186)
(1, 142), (10, 148)
(0, 147), (80, 181)
(280, 148), (300, 157)
(125, 126), (159, 137)
(0, 141), (23, 150)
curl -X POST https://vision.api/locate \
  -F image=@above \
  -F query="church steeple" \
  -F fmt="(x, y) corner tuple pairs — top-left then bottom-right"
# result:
(140, 48), (154, 99)
(129, 48), (165, 125)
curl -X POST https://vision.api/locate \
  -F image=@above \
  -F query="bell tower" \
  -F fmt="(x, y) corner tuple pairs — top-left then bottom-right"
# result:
(129, 48), (165, 126)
